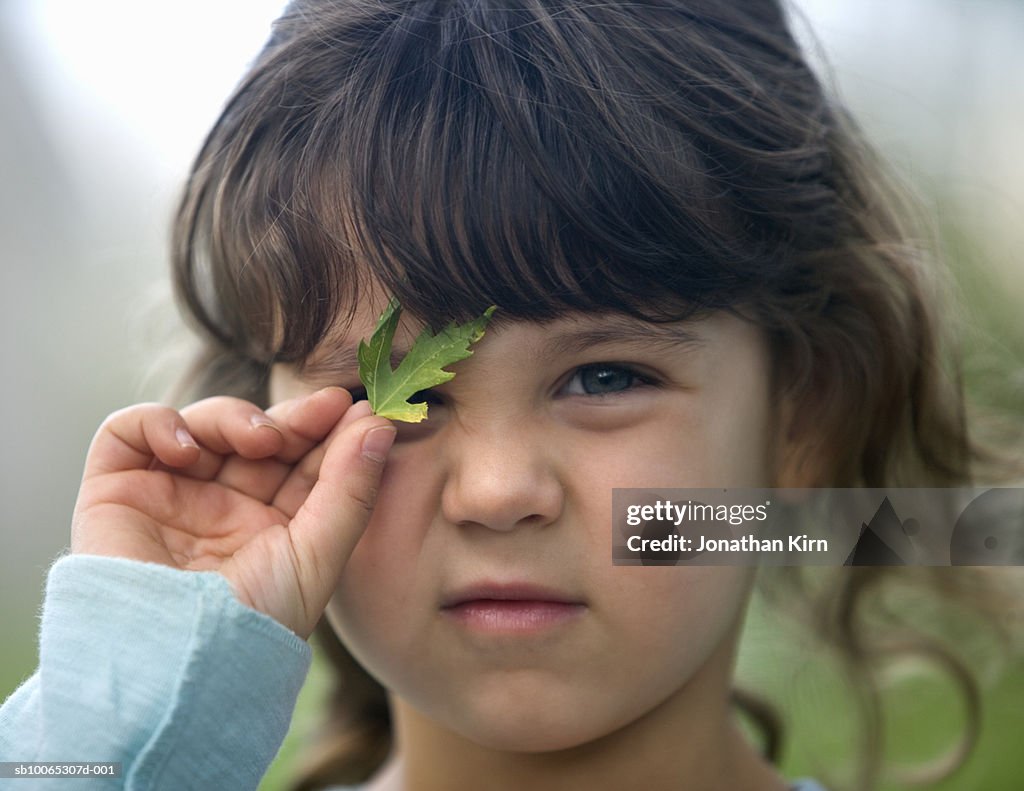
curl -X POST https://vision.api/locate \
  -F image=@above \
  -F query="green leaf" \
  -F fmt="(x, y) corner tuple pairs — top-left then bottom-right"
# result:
(358, 298), (496, 422)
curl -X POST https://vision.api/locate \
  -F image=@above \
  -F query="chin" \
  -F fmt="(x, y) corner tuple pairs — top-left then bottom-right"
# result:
(429, 675), (645, 754)
(451, 711), (609, 754)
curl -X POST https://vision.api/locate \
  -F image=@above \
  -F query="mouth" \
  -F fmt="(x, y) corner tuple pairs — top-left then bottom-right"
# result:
(440, 582), (587, 634)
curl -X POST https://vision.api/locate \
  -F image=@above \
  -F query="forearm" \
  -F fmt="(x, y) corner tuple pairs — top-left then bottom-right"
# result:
(0, 554), (312, 790)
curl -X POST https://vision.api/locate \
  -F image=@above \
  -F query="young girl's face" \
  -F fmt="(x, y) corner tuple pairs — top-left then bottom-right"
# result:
(271, 289), (786, 753)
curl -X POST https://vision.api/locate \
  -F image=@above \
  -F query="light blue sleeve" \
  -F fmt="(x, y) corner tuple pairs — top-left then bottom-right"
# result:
(0, 554), (312, 790)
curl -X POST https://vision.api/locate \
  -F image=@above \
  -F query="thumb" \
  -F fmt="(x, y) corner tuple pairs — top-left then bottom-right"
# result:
(287, 415), (396, 613)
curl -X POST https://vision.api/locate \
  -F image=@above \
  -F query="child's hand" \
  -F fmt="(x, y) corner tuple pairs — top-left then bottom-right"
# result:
(70, 388), (395, 639)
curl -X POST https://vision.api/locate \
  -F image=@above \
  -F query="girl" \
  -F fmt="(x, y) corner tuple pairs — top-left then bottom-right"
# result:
(1, 1), (1019, 790)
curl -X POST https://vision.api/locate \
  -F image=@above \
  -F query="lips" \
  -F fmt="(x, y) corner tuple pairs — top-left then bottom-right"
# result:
(440, 582), (583, 609)
(440, 582), (586, 634)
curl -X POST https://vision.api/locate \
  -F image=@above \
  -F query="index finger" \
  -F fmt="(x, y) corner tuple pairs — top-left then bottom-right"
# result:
(264, 387), (356, 463)
(84, 403), (200, 478)
(202, 387), (358, 502)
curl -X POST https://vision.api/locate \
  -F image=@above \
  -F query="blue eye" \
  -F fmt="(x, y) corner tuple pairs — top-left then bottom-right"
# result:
(565, 365), (646, 396)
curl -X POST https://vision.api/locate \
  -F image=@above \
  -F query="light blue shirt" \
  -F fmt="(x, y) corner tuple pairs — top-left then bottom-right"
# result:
(0, 555), (827, 790)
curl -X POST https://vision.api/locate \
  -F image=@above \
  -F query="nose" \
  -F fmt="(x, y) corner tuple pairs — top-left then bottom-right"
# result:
(440, 421), (564, 532)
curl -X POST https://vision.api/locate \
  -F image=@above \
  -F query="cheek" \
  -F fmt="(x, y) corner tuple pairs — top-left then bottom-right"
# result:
(557, 566), (753, 742)
(323, 450), (439, 670)
(577, 402), (774, 492)
(592, 564), (753, 667)
(612, 566), (753, 655)
(348, 447), (436, 561)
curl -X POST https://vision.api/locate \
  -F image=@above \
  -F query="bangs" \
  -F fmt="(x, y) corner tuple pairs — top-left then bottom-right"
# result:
(175, 1), (818, 365)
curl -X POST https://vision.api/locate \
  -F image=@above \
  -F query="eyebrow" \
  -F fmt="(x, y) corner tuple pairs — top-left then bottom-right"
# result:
(540, 318), (706, 361)
(296, 316), (707, 384)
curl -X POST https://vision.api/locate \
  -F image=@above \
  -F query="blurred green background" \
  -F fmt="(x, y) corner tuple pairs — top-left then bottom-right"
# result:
(1, 1), (1022, 789)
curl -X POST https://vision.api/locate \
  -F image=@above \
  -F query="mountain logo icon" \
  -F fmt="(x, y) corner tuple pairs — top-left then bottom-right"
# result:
(844, 496), (918, 565)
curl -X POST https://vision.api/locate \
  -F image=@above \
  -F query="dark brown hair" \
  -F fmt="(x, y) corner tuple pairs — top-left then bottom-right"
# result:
(170, 2), (1021, 789)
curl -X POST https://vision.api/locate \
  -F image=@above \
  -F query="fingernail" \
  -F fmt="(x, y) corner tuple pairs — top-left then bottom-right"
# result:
(176, 427), (199, 449)
(361, 426), (396, 463)
(250, 413), (283, 434)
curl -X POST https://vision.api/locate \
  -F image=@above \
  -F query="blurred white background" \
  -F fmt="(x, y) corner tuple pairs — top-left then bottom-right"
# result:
(1, 0), (1022, 700)
(0, 0), (290, 693)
